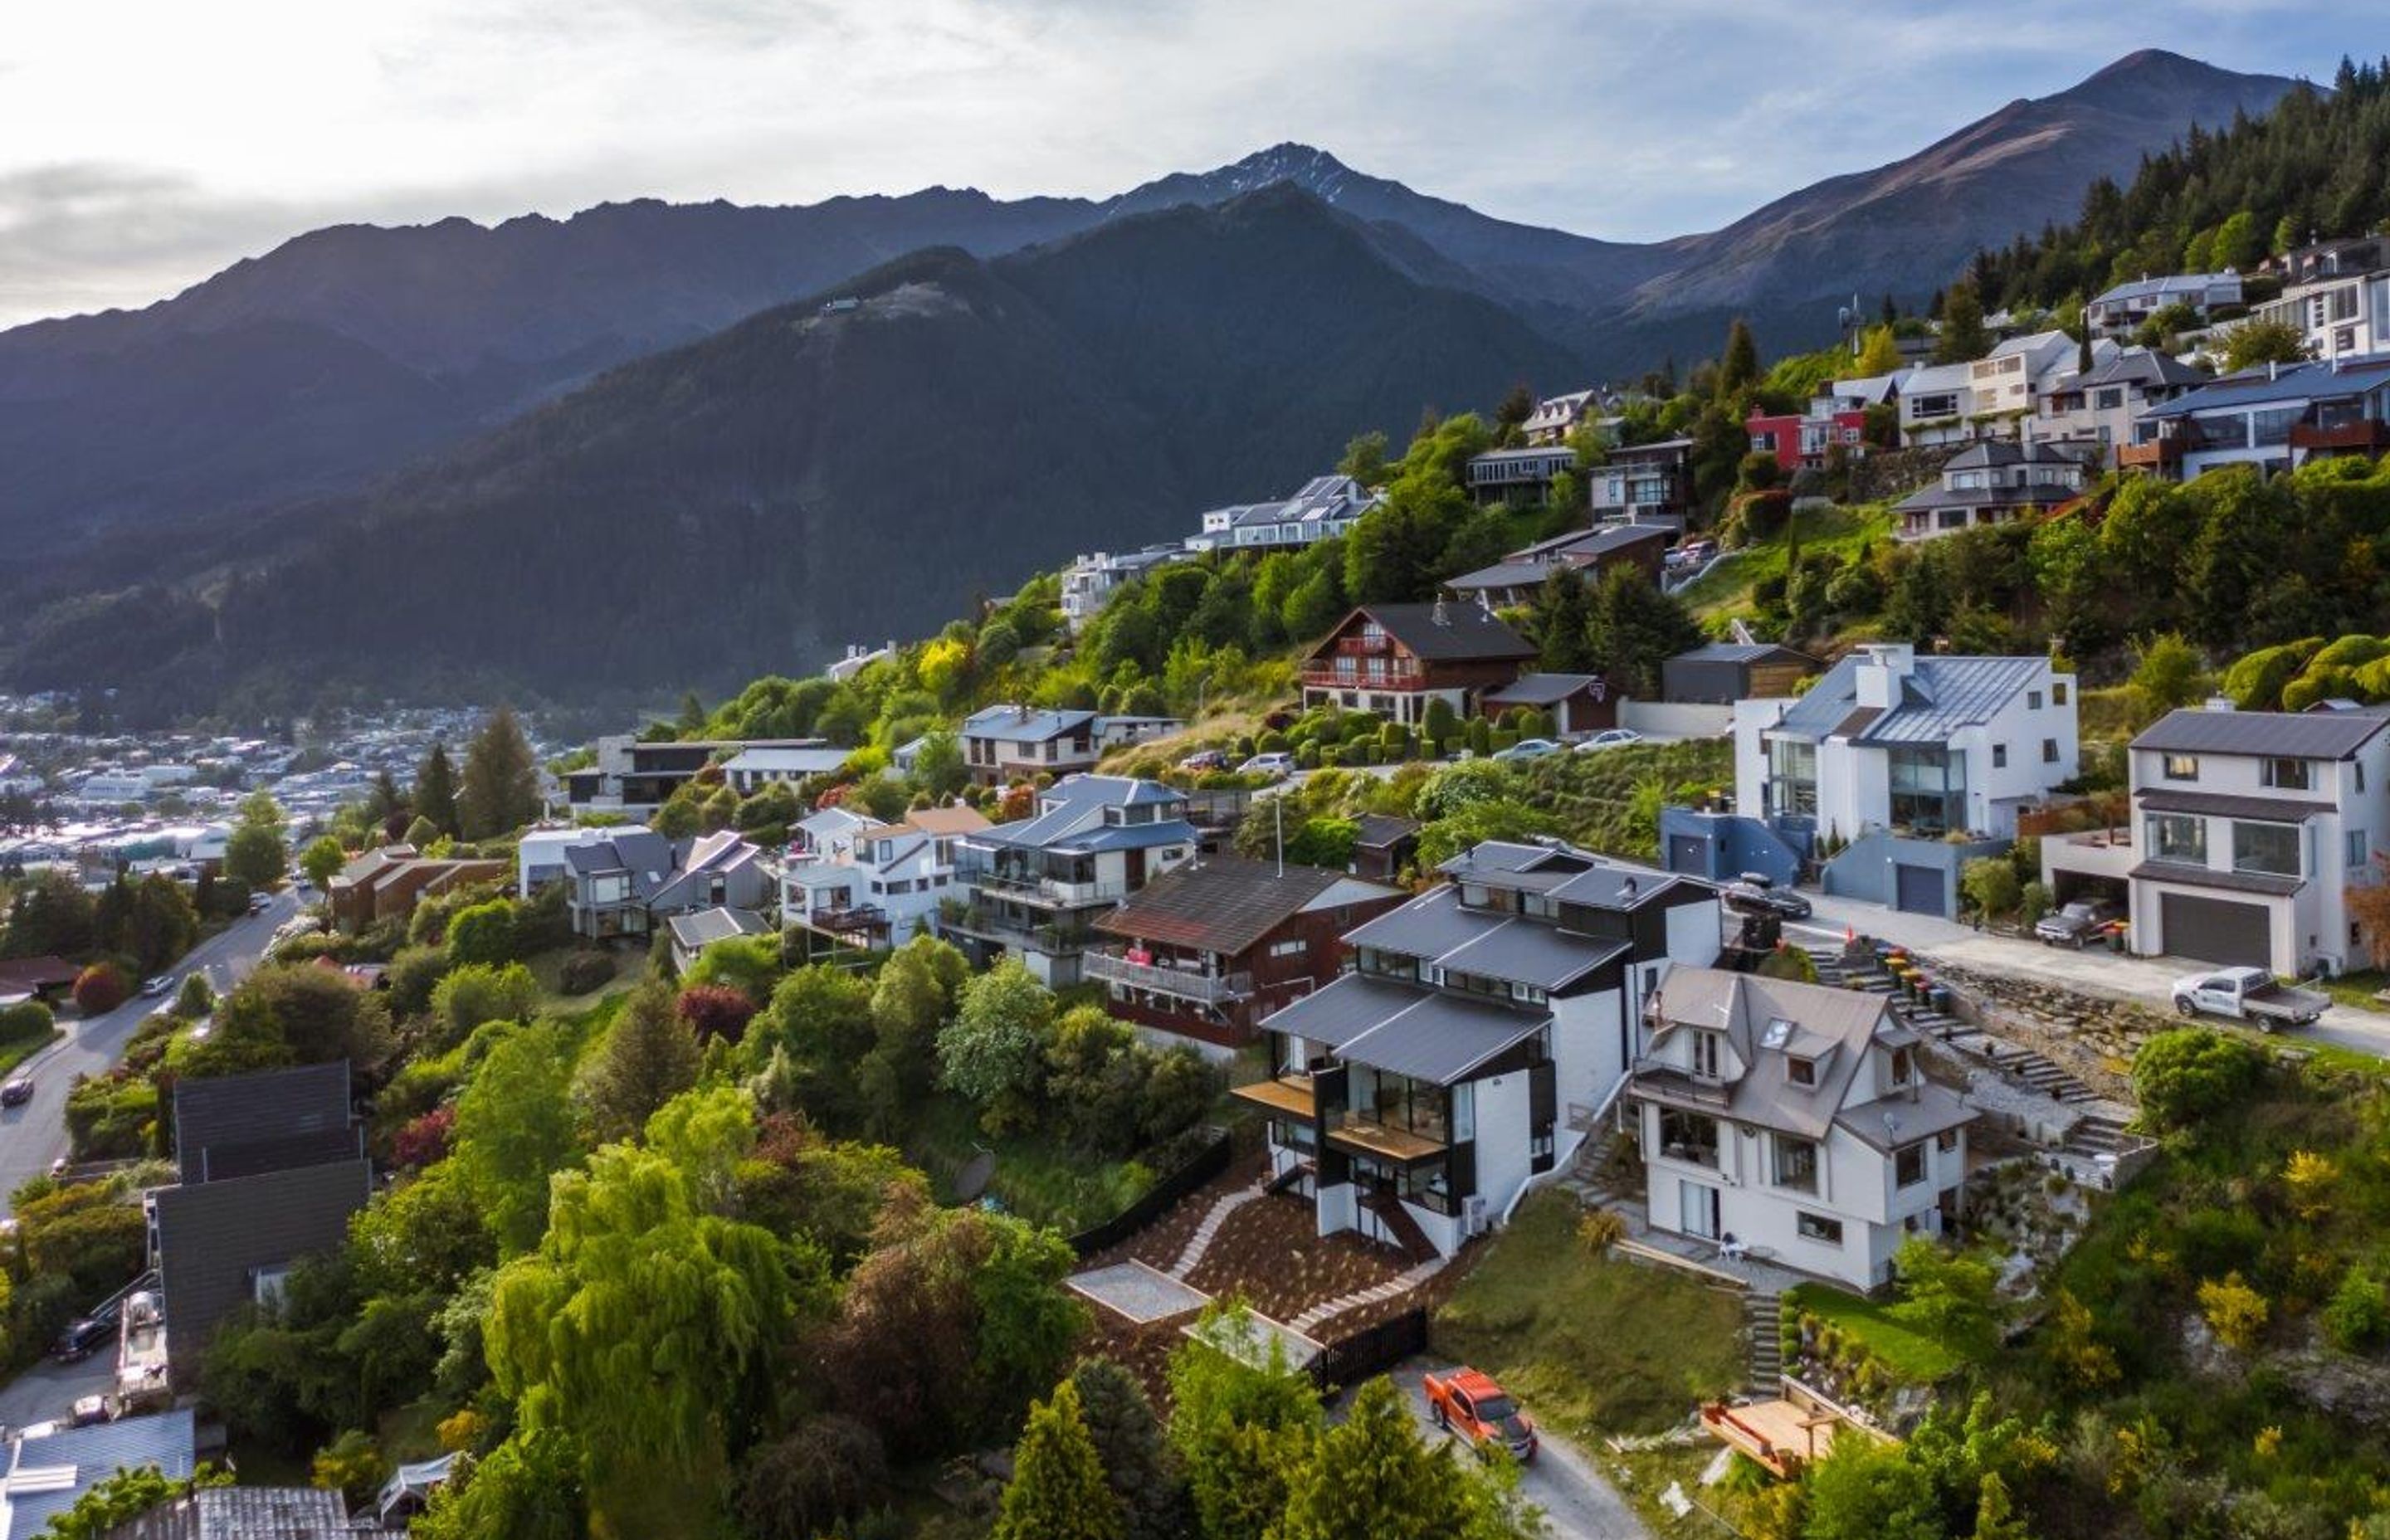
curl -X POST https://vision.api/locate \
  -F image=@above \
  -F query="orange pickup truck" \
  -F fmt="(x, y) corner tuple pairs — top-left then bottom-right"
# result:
(1422, 1367), (1538, 1462)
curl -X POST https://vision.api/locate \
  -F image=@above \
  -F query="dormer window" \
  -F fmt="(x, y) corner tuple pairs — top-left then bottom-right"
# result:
(1890, 1045), (1914, 1086)
(1786, 1055), (1817, 1088)
(1691, 1031), (1724, 1081)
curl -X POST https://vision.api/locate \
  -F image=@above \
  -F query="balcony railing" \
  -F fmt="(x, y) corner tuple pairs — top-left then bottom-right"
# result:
(1300, 665), (1428, 691)
(1082, 949), (1253, 1004)
(942, 906), (1096, 954)
(1327, 1113), (1448, 1163)
(800, 904), (888, 935)
(2116, 439), (2184, 471)
(966, 870), (1130, 907)
(2291, 419), (2390, 453)
(1630, 1057), (1734, 1106)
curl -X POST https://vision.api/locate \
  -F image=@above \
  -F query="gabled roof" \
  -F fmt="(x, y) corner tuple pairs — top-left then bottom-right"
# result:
(666, 905), (770, 951)
(1260, 973), (1544, 1086)
(1095, 856), (1399, 956)
(2067, 347), (2210, 392)
(108, 1484), (350, 1540)
(1773, 653), (2048, 745)
(1435, 840), (1700, 910)
(973, 775), (1193, 851)
(1827, 371), (1907, 405)
(1484, 672), (1607, 707)
(1352, 814), (1419, 850)
(1671, 642), (1815, 667)
(1342, 886), (1626, 990)
(2143, 353), (2390, 418)
(2090, 271), (2239, 307)
(173, 1061), (356, 1184)
(960, 705), (1099, 745)
(1938, 439), (2083, 471)
(720, 745), (851, 776)
(1313, 604), (1534, 665)
(1643, 970), (1901, 1140)
(1507, 521), (1673, 565)
(2134, 706), (2389, 760)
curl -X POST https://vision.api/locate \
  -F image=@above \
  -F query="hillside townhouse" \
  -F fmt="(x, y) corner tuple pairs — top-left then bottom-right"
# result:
(2124, 354), (2390, 480)
(719, 743), (853, 794)
(1464, 446), (1578, 507)
(780, 802), (989, 949)
(1523, 388), (1604, 446)
(1896, 362), (1974, 446)
(561, 735), (839, 819)
(1085, 855), (1407, 1052)
(326, 846), (508, 932)
(1234, 840), (1720, 1260)
(1722, 645), (2077, 919)
(1188, 475), (1378, 553)
(1588, 437), (1696, 529)
(2252, 236), (2388, 362)
(1442, 521), (1671, 610)
(1298, 602), (1536, 726)
(1963, 329), (2079, 434)
(562, 828), (771, 941)
(945, 776), (1197, 985)
(2084, 271), (2245, 339)
(959, 705), (1182, 787)
(2030, 346), (2209, 462)
(1627, 969), (1973, 1290)
(1890, 440), (2087, 542)
(2042, 704), (2389, 977)
(1745, 373), (1902, 474)
(1061, 546), (1188, 631)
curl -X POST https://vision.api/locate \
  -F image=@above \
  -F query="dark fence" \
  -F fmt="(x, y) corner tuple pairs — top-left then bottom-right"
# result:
(1310, 1307), (1429, 1391)
(1066, 1125), (1233, 1258)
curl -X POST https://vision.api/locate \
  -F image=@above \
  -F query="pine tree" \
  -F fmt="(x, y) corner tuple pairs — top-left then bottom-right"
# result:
(1534, 568), (1597, 674)
(1272, 1377), (1463, 1540)
(578, 983), (702, 1143)
(1934, 280), (1990, 363)
(1971, 1472), (2031, 1540)
(992, 1381), (1121, 1540)
(1068, 1359), (1189, 1540)
(457, 707), (540, 841)
(1719, 318), (1760, 395)
(413, 743), (461, 839)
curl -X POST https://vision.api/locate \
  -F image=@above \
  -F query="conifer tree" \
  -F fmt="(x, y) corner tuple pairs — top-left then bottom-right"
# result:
(1069, 1358), (1190, 1540)
(578, 982), (702, 1143)
(992, 1381), (1121, 1540)
(413, 742), (460, 838)
(1719, 318), (1760, 395)
(457, 706), (540, 840)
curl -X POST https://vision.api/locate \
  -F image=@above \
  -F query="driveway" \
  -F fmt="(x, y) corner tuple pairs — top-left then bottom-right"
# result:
(0, 890), (301, 1215)
(1386, 1364), (1648, 1539)
(0, 1348), (115, 1433)
(1785, 891), (2390, 1060)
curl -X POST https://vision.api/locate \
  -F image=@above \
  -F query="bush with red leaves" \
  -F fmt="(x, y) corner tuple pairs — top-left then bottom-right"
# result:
(676, 983), (758, 1045)
(71, 962), (130, 1016)
(392, 1104), (456, 1170)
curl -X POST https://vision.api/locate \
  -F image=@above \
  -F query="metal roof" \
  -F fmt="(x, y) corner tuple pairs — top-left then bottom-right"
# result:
(666, 905), (771, 950)
(1671, 642), (1813, 665)
(2142, 353), (2390, 418)
(4, 1411), (197, 1540)
(1334, 989), (1546, 1086)
(2129, 859), (2303, 898)
(1333, 603), (1534, 664)
(1261, 972), (1429, 1051)
(2090, 271), (2237, 307)
(1443, 560), (1553, 594)
(1774, 653), (2048, 744)
(1095, 856), (1399, 958)
(2133, 707), (2388, 760)
(173, 1062), (354, 1184)
(1637, 970), (1900, 1141)
(1436, 920), (1624, 991)
(1484, 673), (1607, 707)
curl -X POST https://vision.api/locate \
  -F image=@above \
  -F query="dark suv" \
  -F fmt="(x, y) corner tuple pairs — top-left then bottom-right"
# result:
(52, 1312), (116, 1363)
(1721, 873), (1812, 921)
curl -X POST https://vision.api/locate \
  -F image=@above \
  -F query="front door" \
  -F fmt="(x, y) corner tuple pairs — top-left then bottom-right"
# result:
(1680, 1180), (1721, 1240)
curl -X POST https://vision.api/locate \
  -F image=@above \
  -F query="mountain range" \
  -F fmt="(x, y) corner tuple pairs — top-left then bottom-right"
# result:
(0, 49), (2305, 710)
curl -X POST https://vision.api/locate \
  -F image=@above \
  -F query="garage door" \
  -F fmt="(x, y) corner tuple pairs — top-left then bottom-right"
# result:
(1894, 863), (1946, 917)
(1666, 834), (1708, 876)
(2159, 893), (2271, 970)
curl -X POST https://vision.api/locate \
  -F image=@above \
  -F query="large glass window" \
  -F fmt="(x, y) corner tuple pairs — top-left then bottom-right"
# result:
(1895, 1143), (1929, 1188)
(1656, 1108), (1720, 1169)
(1887, 747), (1967, 835)
(2262, 758), (2313, 791)
(1767, 738), (1817, 817)
(1773, 1135), (1819, 1194)
(2149, 813), (2207, 865)
(2232, 821), (2302, 878)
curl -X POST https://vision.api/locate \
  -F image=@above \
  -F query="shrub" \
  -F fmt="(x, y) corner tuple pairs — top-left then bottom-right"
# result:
(733, 1416), (889, 1540)
(0, 1000), (54, 1048)
(173, 972), (216, 1021)
(72, 963), (130, 1016)
(391, 1106), (456, 1171)
(2196, 1272), (2269, 1353)
(2324, 1265), (2390, 1352)
(557, 950), (616, 996)
(2132, 1029), (2263, 1133)
(1960, 856), (2021, 919)
(2018, 880), (2051, 925)
(677, 984), (758, 1045)
(443, 899), (519, 968)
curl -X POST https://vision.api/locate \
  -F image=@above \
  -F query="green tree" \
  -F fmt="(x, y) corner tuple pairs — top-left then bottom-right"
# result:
(1889, 1237), (2002, 1362)
(1934, 280), (1991, 364)
(578, 982), (702, 1143)
(2132, 1028), (2263, 1133)
(1799, 1435), (1942, 1540)
(300, 835), (346, 892)
(993, 1380), (1123, 1540)
(1719, 318), (1761, 395)
(1959, 857), (2020, 919)
(1338, 431), (1390, 486)
(861, 936), (968, 1137)
(40, 1464), (229, 1540)
(457, 706), (541, 840)
(452, 1019), (583, 1255)
(912, 729), (967, 798)
(223, 791), (289, 889)
(407, 1426), (585, 1540)
(937, 958), (1056, 1134)
(2125, 631), (2210, 724)
(1534, 568), (1597, 674)
(1854, 324), (1904, 376)
(1584, 565), (1703, 698)
(1275, 1377), (1503, 1540)
(413, 742), (461, 838)
(2213, 208), (2266, 270)
(681, 933), (782, 1005)
(1166, 1309), (1320, 1540)
(310, 1429), (391, 1508)
(1070, 1357), (1190, 1540)
(429, 962), (540, 1050)
(124, 875), (198, 975)
(2221, 317), (2310, 372)
(749, 963), (878, 1129)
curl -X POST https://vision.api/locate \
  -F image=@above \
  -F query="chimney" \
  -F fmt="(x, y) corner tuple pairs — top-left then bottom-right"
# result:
(1854, 643), (1915, 709)
(1431, 599), (1450, 627)
(2270, 360), (2280, 382)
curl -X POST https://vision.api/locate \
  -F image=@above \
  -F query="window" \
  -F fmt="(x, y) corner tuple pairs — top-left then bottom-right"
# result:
(1992, 743), (2007, 768)
(2263, 758), (2313, 791)
(1887, 746), (1967, 835)
(2053, 681), (2070, 706)
(2232, 821), (2302, 878)
(1895, 1143), (1929, 1188)
(1268, 938), (1306, 959)
(1786, 1056), (1817, 1087)
(2163, 754), (2198, 782)
(2042, 739), (2059, 764)
(1890, 1046), (1914, 1086)
(2027, 690), (2043, 710)
(1773, 1135), (1819, 1194)
(1656, 1107), (1721, 1169)
(2351, 831), (2371, 868)
(2149, 813), (2207, 864)
(1936, 1128), (1960, 1153)
(1767, 738), (1817, 818)
(1691, 1031), (1723, 1080)
(1796, 1212), (1845, 1245)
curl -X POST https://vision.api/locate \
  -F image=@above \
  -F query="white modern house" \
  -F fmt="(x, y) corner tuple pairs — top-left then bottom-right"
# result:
(1896, 363), (1973, 446)
(2084, 271), (2245, 339)
(959, 707), (1183, 787)
(1061, 546), (1189, 630)
(1236, 840), (1721, 1260)
(719, 744), (853, 795)
(2043, 703), (2390, 977)
(1627, 968), (1973, 1290)
(2030, 345), (2208, 462)
(1187, 475), (1379, 552)
(779, 803), (990, 949)
(1963, 329), (2079, 433)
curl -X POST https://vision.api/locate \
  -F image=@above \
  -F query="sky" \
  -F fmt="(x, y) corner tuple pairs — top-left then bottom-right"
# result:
(0, 0), (2350, 329)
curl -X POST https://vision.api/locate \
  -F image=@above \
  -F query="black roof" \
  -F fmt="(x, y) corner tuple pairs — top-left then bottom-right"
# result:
(2133, 707), (2389, 760)
(153, 1158), (372, 1385)
(173, 1061), (358, 1184)
(1330, 603), (1534, 664)
(1094, 856), (1397, 957)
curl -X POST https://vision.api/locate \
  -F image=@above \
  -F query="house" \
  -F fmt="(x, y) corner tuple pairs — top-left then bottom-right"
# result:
(2124, 354), (2390, 480)
(946, 777), (1199, 985)
(1464, 446), (1578, 507)
(1442, 523), (1672, 610)
(1895, 362), (1974, 446)
(0, 1410), (197, 1540)
(1349, 814), (1421, 882)
(519, 824), (644, 894)
(1963, 329), (2080, 434)
(1297, 603), (1537, 726)
(2251, 236), (2388, 361)
(1890, 440), (2088, 542)
(1236, 841), (1721, 1260)
(1745, 376), (1885, 473)
(2084, 271), (2246, 339)
(563, 829), (771, 941)
(1061, 546), (1188, 630)
(0, 956), (79, 1003)
(1480, 673), (1617, 736)
(2042, 703), (2390, 977)
(719, 743), (853, 795)
(666, 905), (772, 974)
(1588, 438), (1696, 529)
(561, 736), (832, 819)
(780, 803), (990, 949)
(1190, 475), (1378, 552)
(1663, 643), (1818, 705)
(823, 641), (896, 684)
(1729, 645), (2078, 917)
(376, 1454), (461, 1530)
(1627, 968), (1973, 1290)
(2031, 346), (2209, 462)
(103, 1484), (349, 1540)
(149, 1064), (370, 1388)
(325, 845), (509, 932)
(1085, 856), (1407, 1051)
(1523, 389), (1603, 446)
(959, 706), (1183, 787)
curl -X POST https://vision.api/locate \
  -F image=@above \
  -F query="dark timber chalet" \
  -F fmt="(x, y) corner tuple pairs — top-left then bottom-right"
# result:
(1298, 602), (1536, 727)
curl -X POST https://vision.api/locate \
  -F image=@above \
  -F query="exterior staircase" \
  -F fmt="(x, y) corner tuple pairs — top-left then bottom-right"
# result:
(1803, 943), (2100, 1104)
(1168, 1189), (1260, 1279)
(1358, 1187), (1443, 1266)
(1743, 1289), (1785, 1396)
(2061, 1107), (2135, 1162)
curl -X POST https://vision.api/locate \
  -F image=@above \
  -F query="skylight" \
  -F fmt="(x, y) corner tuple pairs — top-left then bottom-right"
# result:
(1761, 1018), (1794, 1049)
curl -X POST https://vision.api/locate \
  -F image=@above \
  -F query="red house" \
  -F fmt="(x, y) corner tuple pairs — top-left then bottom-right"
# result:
(1085, 856), (1407, 1050)
(1299, 602), (1536, 726)
(1746, 407), (1866, 473)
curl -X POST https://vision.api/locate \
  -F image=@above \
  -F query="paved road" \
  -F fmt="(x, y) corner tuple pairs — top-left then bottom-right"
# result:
(1387, 1365), (1648, 1539)
(0, 1349), (115, 1433)
(0, 890), (302, 1214)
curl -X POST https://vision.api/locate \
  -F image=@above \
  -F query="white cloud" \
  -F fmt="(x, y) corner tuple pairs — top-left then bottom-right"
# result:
(0, 0), (2336, 325)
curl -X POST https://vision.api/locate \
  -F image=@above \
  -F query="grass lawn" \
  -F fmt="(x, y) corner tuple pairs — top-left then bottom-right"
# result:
(0, 1026), (62, 1078)
(1433, 1191), (1744, 1439)
(2311, 969), (2390, 1016)
(1677, 502), (1895, 618)
(903, 1094), (1152, 1235)
(1783, 1281), (1960, 1385)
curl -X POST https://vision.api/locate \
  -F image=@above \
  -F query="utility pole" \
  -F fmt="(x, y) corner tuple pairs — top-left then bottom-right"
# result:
(1275, 793), (1284, 879)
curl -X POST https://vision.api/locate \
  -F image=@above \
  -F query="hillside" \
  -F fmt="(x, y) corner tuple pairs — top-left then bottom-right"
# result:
(1, 190), (1582, 710)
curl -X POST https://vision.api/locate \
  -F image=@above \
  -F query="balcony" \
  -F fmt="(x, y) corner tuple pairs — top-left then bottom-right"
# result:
(1327, 1113), (1447, 1165)
(967, 870), (1130, 909)
(2291, 419), (2390, 454)
(1334, 634), (1393, 656)
(1232, 1073), (1316, 1120)
(1630, 1057), (1734, 1107)
(798, 903), (888, 937)
(2116, 438), (2184, 472)
(942, 905), (1095, 954)
(1300, 664), (1428, 692)
(1082, 949), (1253, 1005)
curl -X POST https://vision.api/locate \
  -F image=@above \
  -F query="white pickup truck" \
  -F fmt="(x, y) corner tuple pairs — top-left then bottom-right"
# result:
(2170, 966), (2329, 1032)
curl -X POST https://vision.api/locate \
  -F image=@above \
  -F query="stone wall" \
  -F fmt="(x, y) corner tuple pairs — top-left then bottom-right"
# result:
(1849, 444), (1959, 505)
(1929, 960), (2168, 1100)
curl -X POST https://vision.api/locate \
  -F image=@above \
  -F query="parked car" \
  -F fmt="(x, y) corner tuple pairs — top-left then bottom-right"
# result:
(1178, 749), (1227, 772)
(2171, 967), (2327, 1031)
(1492, 738), (1562, 763)
(52, 1313), (115, 1363)
(1237, 752), (1297, 780)
(1575, 729), (1644, 751)
(246, 892), (272, 914)
(1680, 537), (1719, 563)
(2034, 900), (2118, 948)
(68, 1395), (110, 1428)
(1, 1076), (34, 1108)
(139, 974), (173, 998)
(1721, 873), (1811, 921)
(1423, 1367), (1538, 1462)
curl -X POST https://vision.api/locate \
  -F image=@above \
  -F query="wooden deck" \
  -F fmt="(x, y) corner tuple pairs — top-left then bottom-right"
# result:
(1231, 1076), (1315, 1119)
(1702, 1379), (1892, 1479)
